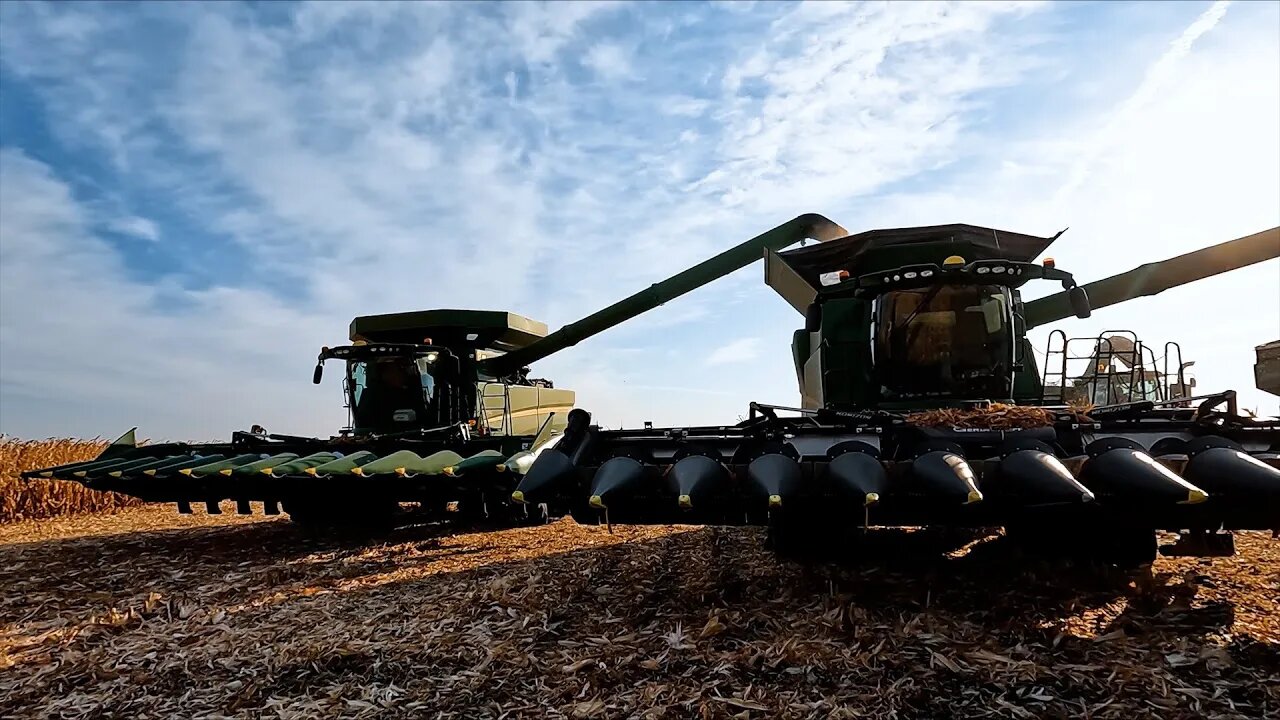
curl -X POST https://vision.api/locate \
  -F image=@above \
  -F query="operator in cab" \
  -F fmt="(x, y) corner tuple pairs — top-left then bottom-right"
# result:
(351, 357), (434, 432)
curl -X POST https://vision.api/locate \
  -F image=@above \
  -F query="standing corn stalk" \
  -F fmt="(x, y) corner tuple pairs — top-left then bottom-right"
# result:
(0, 437), (141, 523)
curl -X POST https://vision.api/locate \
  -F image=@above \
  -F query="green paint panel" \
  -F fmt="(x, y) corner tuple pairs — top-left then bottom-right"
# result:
(309, 452), (377, 476)
(447, 450), (505, 475)
(71, 458), (143, 478)
(144, 455), (226, 476)
(359, 450), (465, 476)
(182, 454), (265, 478)
(500, 449), (537, 475)
(227, 453), (300, 476)
(31, 456), (118, 478)
(86, 456), (174, 479)
(269, 452), (343, 476)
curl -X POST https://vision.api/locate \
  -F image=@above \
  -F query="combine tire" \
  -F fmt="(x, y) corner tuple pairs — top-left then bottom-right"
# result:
(1006, 521), (1156, 570)
(767, 512), (851, 560)
(283, 496), (399, 536)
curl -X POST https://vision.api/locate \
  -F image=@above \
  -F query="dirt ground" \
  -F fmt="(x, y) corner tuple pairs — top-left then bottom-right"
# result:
(1, 506), (1277, 719)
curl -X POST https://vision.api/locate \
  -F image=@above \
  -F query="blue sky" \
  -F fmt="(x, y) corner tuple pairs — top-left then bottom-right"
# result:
(0, 0), (1277, 440)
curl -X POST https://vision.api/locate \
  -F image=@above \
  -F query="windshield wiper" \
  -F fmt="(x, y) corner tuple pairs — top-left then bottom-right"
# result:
(893, 285), (944, 350)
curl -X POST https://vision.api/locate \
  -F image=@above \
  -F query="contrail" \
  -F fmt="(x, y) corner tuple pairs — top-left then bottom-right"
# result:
(1054, 0), (1231, 203)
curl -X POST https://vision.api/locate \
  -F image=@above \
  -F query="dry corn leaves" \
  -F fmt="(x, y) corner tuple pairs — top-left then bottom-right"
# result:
(1, 507), (1277, 719)
(0, 437), (145, 523)
(906, 403), (1060, 430)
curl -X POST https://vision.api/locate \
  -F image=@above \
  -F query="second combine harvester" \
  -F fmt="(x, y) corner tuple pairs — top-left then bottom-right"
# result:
(512, 218), (1280, 567)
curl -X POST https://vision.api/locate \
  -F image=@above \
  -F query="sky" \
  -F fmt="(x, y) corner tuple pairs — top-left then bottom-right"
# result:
(0, 0), (1277, 441)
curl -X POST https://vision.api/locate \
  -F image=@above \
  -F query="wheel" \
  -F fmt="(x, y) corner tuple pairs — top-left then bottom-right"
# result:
(767, 512), (851, 560)
(283, 495), (399, 535)
(1005, 521), (1156, 570)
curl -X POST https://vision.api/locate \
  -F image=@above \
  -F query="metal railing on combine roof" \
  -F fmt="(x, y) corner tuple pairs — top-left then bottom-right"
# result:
(1041, 330), (1188, 406)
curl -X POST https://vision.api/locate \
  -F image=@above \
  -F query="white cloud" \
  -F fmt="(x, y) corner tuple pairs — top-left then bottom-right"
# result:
(583, 41), (632, 79)
(705, 337), (761, 366)
(1054, 0), (1232, 203)
(107, 215), (160, 242)
(0, 148), (339, 440)
(0, 0), (1276, 443)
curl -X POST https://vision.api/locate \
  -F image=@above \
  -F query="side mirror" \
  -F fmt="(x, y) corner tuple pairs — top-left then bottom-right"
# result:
(1068, 286), (1091, 319)
(312, 363), (324, 384)
(804, 302), (822, 333)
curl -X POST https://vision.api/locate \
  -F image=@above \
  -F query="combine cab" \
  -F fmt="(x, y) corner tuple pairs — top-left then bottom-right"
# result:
(514, 223), (1280, 566)
(25, 311), (577, 529)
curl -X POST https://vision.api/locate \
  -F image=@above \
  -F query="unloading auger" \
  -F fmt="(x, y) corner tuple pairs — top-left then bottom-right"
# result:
(513, 222), (1280, 566)
(22, 215), (849, 531)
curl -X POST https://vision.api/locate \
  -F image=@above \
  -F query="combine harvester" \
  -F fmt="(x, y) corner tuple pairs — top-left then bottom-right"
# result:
(24, 214), (1279, 555)
(512, 220), (1280, 567)
(22, 217), (850, 530)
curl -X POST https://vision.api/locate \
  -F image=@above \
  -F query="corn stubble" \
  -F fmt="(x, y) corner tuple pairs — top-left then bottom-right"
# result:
(0, 437), (142, 523)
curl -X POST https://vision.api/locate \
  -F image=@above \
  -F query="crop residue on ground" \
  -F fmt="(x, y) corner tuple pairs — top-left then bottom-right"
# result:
(1, 505), (1277, 719)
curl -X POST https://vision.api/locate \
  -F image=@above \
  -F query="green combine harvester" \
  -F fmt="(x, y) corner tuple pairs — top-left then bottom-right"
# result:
(509, 220), (1280, 567)
(26, 310), (584, 528)
(22, 216), (850, 529)
(24, 214), (1280, 560)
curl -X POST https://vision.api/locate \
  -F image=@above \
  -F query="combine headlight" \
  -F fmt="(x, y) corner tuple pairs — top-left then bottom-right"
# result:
(976, 266), (991, 274)
(992, 266), (1007, 274)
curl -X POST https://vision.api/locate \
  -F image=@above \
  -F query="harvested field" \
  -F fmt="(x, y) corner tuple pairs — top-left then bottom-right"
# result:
(1, 507), (1277, 719)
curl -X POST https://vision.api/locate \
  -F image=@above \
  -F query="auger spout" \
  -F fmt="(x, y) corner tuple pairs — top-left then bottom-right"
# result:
(1024, 226), (1279, 329)
(480, 214), (847, 377)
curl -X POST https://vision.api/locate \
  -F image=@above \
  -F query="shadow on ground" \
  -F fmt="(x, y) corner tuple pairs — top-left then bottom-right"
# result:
(1, 515), (1276, 719)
